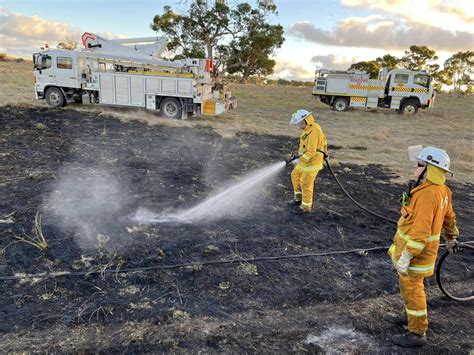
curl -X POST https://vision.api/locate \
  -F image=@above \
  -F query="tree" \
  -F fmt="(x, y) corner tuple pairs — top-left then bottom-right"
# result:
(150, 1), (284, 81)
(225, 20), (284, 82)
(401, 45), (438, 71)
(430, 67), (451, 91)
(151, 2), (229, 59)
(375, 54), (401, 72)
(443, 51), (474, 93)
(348, 60), (380, 78)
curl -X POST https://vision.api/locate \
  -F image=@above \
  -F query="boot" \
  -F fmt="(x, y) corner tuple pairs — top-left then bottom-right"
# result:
(287, 200), (301, 206)
(384, 312), (407, 326)
(292, 206), (312, 214)
(392, 331), (427, 347)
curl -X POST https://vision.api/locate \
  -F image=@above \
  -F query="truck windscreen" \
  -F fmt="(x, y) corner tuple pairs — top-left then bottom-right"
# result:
(34, 54), (52, 70)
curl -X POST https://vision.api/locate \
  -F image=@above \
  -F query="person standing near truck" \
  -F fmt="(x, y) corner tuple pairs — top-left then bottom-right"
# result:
(287, 110), (327, 213)
(386, 146), (459, 347)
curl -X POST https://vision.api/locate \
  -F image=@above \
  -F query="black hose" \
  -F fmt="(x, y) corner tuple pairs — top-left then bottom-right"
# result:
(436, 242), (474, 302)
(0, 245), (392, 281)
(322, 156), (398, 225)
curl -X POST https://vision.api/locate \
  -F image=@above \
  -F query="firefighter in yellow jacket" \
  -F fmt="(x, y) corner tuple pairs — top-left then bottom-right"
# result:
(288, 110), (327, 213)
(387, 146), (459, 348)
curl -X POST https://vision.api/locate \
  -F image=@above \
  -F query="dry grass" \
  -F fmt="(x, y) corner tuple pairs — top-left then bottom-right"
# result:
(11, 212), (48, 252)
(1, 60), (472, 183)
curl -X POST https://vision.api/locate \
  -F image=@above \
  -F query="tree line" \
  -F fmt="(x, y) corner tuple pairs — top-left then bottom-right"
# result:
(349, 46), (473, 93)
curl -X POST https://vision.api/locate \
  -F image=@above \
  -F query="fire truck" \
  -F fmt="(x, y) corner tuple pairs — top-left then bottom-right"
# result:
(312, 68), (435, 115)
(33, 32), (234, 119)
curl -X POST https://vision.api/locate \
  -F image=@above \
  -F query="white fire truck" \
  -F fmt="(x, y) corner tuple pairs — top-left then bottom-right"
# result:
(33, 32), (234, 119)
(312, 68), (435, 115)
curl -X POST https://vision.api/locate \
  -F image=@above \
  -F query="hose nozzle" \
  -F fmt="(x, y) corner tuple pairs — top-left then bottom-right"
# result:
(285, 152), (301, 165)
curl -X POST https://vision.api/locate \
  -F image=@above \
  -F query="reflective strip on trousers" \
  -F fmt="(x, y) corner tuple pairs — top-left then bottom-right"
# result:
(301, 201), (311, 208)
(298, 164), (323, 172)
(408, 263), (435, 274)
(405, 307), (427, 317)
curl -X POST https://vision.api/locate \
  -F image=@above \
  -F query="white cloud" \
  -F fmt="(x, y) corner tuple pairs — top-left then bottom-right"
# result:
(342, 0), (474, 33)
(311, 54), (358, 70)
(0, 7), (123, 58)
(271, 39), (392, 80)
(288, 16), (473, 52)
(272, 61), (315, 81)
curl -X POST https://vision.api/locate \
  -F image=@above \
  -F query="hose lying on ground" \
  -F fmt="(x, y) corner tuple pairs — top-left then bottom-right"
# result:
(320, 154), (398, 224)
(1, 241), (472, 282)
(0, 245), (392, 281)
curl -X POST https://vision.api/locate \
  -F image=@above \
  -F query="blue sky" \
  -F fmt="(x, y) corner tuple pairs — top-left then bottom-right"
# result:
(3, 0), (369, 37)
(1, 1), (472, 79)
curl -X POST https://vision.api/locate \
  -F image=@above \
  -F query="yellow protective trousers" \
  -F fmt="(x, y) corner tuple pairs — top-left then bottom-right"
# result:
(291, 166), (319, 211)
(399, 274), (428, 335)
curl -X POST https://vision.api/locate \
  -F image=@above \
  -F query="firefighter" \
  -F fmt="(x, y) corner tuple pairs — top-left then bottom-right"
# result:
(386, 146), (459, 348)
(288, 110), (327, 213)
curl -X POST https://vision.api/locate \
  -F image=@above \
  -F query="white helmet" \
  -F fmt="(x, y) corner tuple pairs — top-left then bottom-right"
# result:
(290, 109), (311, 125)
(417, 146), (452, 174)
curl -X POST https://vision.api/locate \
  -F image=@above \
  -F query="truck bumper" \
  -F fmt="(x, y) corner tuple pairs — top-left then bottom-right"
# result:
(35, 89), (44, 100)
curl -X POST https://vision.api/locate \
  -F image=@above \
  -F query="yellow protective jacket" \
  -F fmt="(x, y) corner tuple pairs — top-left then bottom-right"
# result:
(297, 114), (327, 172)
(388, 181), (459, 277)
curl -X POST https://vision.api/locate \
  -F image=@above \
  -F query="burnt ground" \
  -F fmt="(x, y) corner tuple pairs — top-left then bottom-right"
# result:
(0, 106), (472, 353)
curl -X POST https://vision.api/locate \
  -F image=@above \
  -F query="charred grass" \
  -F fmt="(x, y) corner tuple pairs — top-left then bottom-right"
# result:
(0, 106), (472, 352)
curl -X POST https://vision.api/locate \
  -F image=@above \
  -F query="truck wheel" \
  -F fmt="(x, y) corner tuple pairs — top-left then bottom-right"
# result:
(333, 97), (349, 112)
(160, 97), (182, 119)
(45, 87), (66, 108)
(399, 100), (419, 115)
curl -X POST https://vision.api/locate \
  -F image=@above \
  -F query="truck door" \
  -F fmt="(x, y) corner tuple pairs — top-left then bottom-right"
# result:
(34, 53), (55, 95)
(55, 55), (79, 88)
(388, 72), (411, 109)
(389, 73), (411, 98)
(412, 73), (431, 105)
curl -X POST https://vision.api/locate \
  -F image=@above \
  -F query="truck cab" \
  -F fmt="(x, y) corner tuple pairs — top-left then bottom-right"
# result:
(382, 69), (435, 113)
(33, 50), (81, 106)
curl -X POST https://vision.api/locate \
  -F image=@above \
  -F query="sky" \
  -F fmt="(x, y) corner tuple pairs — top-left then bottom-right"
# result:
(1, 0), (473, 80)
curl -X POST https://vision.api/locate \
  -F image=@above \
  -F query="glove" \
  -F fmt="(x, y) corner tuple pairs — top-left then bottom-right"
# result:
(394, 250), (412, 275)
(445, 239), (459, 254)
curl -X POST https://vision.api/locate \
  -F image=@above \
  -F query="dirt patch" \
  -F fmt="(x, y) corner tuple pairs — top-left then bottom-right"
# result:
(0, 107), (472, 352)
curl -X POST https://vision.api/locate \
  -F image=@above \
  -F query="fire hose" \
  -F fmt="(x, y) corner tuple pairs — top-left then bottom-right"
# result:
(321, 152), (398, 224)
(286, 150), (397, 224)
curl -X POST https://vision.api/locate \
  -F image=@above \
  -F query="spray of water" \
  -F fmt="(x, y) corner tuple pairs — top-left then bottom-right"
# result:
(43, 165), (129, 249)
(133, 161), (286, 224)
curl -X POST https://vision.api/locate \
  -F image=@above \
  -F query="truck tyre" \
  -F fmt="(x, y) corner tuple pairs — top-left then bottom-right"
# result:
(45, 87), (66, 108)
(333, 97), (349, 112)
(160, 97), (182, 119)
(399, 100), (419, 115)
